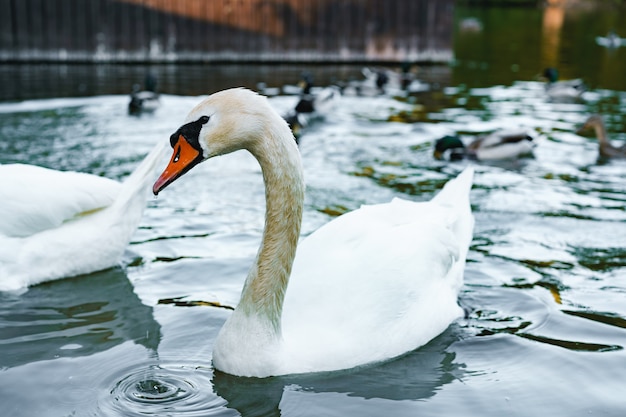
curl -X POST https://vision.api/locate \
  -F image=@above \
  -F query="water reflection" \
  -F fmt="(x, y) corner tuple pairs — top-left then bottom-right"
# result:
(213, 329), (464, 417)
(541, 2), (564, 69)
(0, 268), (160, 369)
(454, 3), (626, 91)
(0, 62), (454, 105)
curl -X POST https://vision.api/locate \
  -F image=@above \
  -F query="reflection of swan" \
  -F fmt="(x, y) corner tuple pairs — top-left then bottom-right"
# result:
(212, 329), (464, 416)
(153, 88), (474, 377)
(0, 267), (160, 369)
(0, 140), (168, 291)
(434, 130), (536, 161)
(577, 115), (626, 159)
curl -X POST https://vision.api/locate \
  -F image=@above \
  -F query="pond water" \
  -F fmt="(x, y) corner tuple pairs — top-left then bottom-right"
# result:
(1, 3), (626, 417)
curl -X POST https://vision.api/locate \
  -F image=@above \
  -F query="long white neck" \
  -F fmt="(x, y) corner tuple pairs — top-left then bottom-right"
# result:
(236, 120), (304, 337)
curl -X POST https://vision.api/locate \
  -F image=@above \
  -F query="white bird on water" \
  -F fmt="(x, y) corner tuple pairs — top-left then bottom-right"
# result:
(152, 88), (474, 377)
(0, 140), (168, 292)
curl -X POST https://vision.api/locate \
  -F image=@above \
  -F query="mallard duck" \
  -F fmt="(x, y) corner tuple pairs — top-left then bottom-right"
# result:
(577, 115), (626, 159)
(129, 73), (160, 115)
(596, 30), (625, 49)
(282, 74), (340, 143)
(353, 66), (428, 96)
(434, 129), (536, 161)
(283, 111), (306, 145)
(293, 74), (341, 115)
(459, 17), (483, 33)
(542, 68), (585, 101)
(152, 88), (474, 377)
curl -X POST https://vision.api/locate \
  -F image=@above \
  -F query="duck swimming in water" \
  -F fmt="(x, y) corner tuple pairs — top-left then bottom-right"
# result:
(129, 73), (160, 115)
(542, 68), (585, 101)
(283, 74), (340, 144)
(434, 129), (536, 161)
(577, 115), (626, 159)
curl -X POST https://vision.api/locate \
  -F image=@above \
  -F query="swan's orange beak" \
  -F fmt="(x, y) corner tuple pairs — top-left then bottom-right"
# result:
(153, 135), (203, 195)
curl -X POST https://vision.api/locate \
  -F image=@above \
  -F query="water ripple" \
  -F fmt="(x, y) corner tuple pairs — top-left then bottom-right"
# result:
(101, 363), (227, 416)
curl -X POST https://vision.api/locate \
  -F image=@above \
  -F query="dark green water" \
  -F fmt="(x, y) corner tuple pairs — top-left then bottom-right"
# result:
(454, 3), (626, 91)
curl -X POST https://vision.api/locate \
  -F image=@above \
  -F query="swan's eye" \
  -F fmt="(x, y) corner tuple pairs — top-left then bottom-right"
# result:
(200, 115), (210, 124)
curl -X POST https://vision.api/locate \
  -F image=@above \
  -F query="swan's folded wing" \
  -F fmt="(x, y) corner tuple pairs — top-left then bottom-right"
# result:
(287, 170), (473, 370)
(0, 164), (121, 238)
(283, 197), (471, 368)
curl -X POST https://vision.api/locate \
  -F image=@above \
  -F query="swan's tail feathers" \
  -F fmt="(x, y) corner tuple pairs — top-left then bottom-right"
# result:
(111, 140), (170, 209)
(411, 168), (476, 299)
(126, 140), (170, 186)
(432, 167), (475, 264)
(431, 167), (474, 208)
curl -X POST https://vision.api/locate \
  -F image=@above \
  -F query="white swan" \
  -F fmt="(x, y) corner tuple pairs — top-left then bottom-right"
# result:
(153, 88), (474, 377)
(0, 140), (168, 292)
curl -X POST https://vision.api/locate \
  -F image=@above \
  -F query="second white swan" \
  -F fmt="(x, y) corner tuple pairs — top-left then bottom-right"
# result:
(153, 88), (474, 377)
(0, 140), (168, 291)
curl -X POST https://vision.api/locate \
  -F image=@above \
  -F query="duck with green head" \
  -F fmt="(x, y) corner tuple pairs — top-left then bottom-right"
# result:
(434, 129), (536, 161)
(542, 68), (585, 101)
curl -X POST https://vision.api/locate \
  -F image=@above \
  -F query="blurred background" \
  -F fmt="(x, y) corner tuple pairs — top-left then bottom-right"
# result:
(1, 0), (625, 101)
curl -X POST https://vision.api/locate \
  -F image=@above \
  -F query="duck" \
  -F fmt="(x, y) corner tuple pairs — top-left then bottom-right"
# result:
(596, 30), (625, 49)
(283, 111), (306, 145)
(363, 67), (391, 94)
(542, 67), (585, 101)
(577, 115), (626, 159)
(152, 88), (474, 377)
(129, 73), (160, 115)
(459, 17), (483, 33)
(294, 74), (341, 116)
(434, 129), (536, 161)
(282, 74), (341, 143)
(0, 140), (168, 292)
(343, 67), (419, 97)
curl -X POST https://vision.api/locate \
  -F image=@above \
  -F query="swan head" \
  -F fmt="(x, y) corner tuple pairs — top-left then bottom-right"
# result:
(153, 88), (288, 195)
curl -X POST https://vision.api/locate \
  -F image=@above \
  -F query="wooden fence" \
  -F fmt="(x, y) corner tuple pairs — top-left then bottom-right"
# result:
(0, 0), (454, 63)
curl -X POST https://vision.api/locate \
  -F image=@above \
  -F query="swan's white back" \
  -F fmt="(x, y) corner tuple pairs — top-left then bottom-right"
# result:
(0, 140), (167, 291)
(280, 168), (474, 374)
(0, 164), (120, 238)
